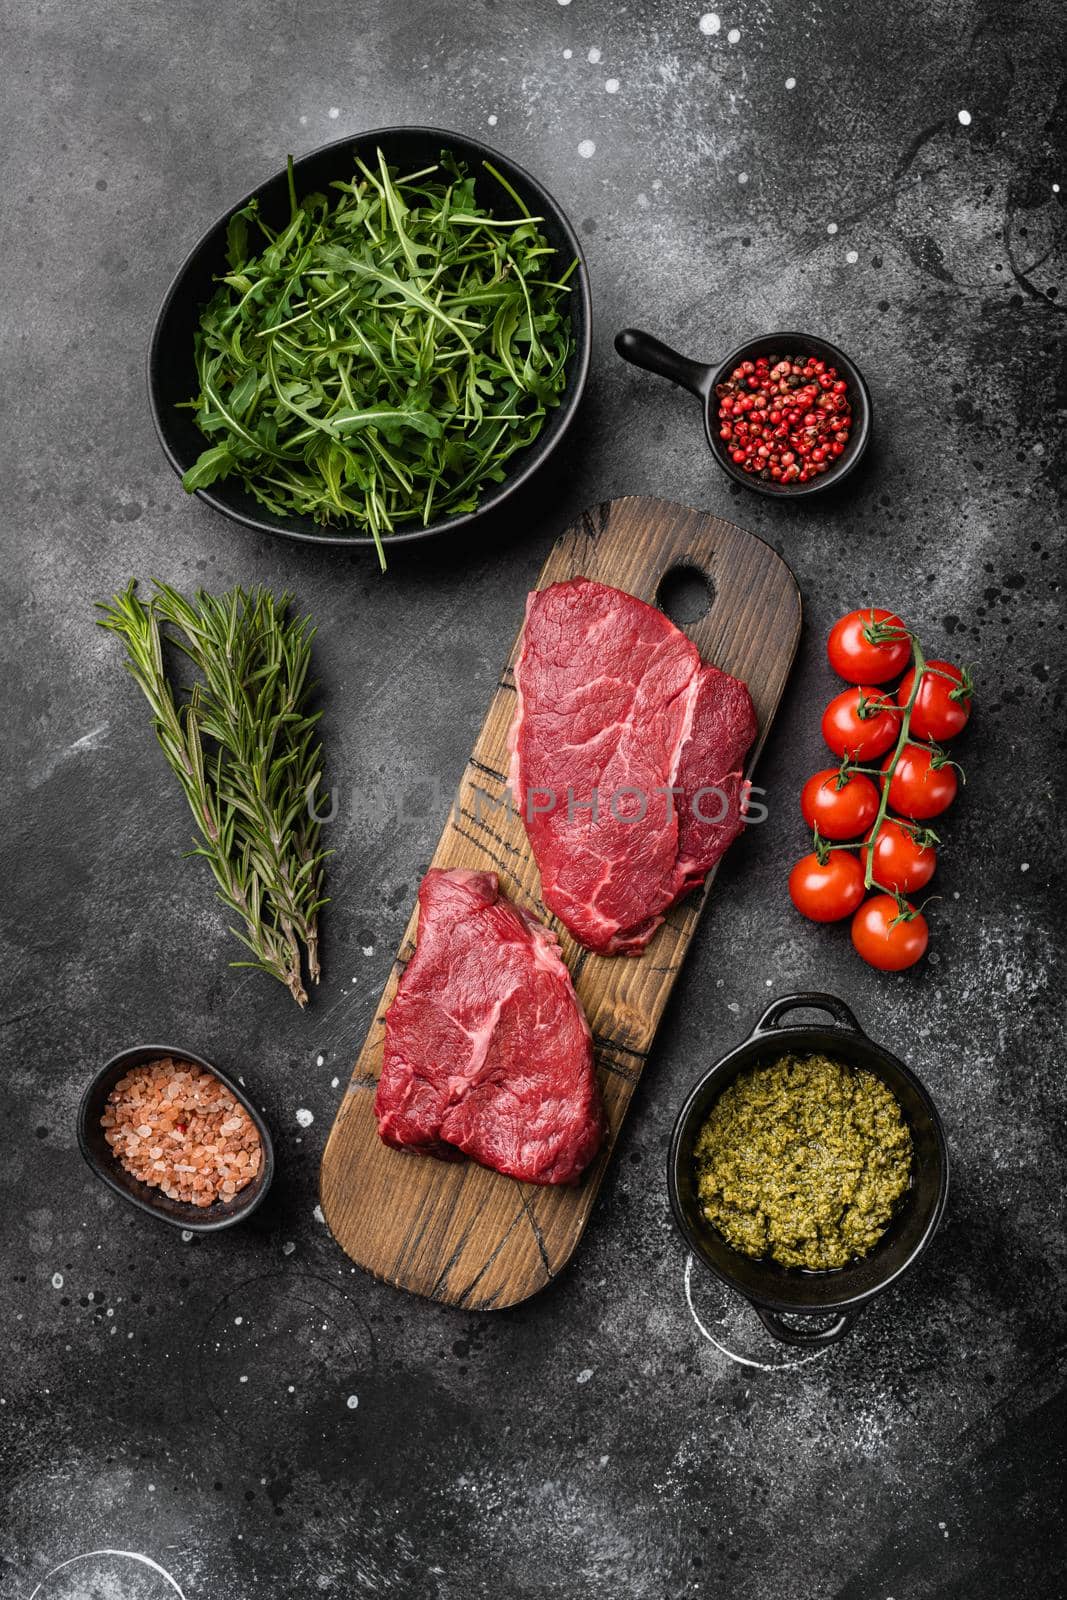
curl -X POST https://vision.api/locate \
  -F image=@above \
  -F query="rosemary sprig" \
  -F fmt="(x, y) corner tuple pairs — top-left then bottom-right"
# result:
(97, 580), (330, 1006)
(181, 149), (575, 569)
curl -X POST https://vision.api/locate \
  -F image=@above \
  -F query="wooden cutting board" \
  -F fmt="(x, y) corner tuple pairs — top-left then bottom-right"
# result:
(320, 496), (801, 1309)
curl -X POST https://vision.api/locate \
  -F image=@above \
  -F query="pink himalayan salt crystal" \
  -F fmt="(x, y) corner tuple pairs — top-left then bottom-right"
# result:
(102, 1056), (261, 1209)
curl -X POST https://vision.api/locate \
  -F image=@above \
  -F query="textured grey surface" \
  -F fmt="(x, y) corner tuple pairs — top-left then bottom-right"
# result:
(2, 1), (1064, 1596)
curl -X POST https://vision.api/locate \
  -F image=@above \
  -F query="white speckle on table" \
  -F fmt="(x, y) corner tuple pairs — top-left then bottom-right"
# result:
(557, 0), (571, 6)
(296, 1107), (314, 1128)
(699, 13), (721, 35)
(1021, 862), (1030, 872)
(69, 724), (109, 755)
(587, 46), (602, 63)
(651, 177), (662, 189)
(576, 1368), (593, 1384)
(727, 27), (741, 44)
(239, 1374), (248, 1384)
(362, 944), (375, 957)
(28, 722), (111, 789)
(180, 1230), (193, 1243)
(738, 171), (748, 184)
(282, 1242), (296, 1257)
(827, 221), (839, 234)
(846, 249), (859, 263)
(563, 48), (572, 59)
(331, 1076), (339, 1088)
(346, 1393), (359, 1409)
(316, 1053), (324, 1066)
(299, 114), (308, 126)
(51, 1273), (63, 1290)
(313, 1204), (325, 1224)
(958, 109), (972, 125)
(1053, 182), (1060, 193)
(328, 107), (340, 120)
(287, 1384), (295, 1393)
(785, 75), (797, 89)
(637, 191), (649, 207)
(605, 77), (619, 93)
(234, 1316), (243, 1325)
(487, 114), (498, 126)
(578, 139), (596, 158)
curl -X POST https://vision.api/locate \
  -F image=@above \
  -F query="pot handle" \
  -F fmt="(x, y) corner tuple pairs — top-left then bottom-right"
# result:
(751, 991), (864, 1039)
(614, 327), (714, 400)
(755, 1307), (860, 1348)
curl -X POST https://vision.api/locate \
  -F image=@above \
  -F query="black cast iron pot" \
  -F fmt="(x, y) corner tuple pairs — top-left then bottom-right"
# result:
(668, 993), (948, 1347)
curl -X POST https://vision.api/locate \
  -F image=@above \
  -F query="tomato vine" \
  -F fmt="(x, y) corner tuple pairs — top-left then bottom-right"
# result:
(792, 607), (974, 969)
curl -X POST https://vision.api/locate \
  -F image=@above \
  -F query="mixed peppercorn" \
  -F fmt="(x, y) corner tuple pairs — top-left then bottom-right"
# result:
(716, 352), (852, 484)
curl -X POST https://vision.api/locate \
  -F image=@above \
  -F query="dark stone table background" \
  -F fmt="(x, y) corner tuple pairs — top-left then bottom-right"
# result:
(2, 2), (1063, 1595)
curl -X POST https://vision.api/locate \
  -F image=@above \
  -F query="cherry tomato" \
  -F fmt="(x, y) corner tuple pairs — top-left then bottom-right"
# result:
(822, 687), (901, 761)
(862, 819), (937, 894)
(789, 850), (866, 922)
(882, 743), (958, 819)
(800, 768), (880, 841)
(851, 895), (929, 971)
(897, 660), (972, 742)
(827, 608), (911, 683)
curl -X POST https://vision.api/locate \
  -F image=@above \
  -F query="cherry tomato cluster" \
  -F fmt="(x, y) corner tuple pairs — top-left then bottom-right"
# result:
(789, 608), (973, 971)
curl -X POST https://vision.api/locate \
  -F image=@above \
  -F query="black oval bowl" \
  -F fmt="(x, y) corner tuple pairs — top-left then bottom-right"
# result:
(615, 327), (871, 498)
(149, 126), (592, 549)
(668, 993), (948, 1346)
(77, 1044), (275, 1232)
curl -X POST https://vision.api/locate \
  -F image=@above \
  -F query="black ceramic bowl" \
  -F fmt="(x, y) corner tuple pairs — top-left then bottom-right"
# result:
(615, 327), (871, 498)
(668, 993), (948, 1346)
(78, 1044), (275, 1232)
(149, 127), (592, 549)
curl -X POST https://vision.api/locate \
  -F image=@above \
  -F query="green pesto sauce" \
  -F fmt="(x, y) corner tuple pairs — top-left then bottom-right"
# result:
(694, 1053), (913, 1271)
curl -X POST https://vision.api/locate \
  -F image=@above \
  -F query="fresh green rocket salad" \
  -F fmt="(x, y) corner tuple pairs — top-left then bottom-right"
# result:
(182, 149), (576, 566)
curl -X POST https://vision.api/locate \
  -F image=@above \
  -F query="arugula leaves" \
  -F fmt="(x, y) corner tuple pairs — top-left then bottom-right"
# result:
(182, 150), (576, 568)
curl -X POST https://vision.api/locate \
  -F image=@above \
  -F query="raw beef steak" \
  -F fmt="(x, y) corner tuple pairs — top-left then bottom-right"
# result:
(374, 868), (604, 1184)
(508, 577), (758, 955)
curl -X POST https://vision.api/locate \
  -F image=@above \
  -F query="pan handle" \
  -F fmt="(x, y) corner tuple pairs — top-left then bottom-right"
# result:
(754, 1306), (860, 1347)
(614, 328), (715, 400)
(751, 991), (864, 1038)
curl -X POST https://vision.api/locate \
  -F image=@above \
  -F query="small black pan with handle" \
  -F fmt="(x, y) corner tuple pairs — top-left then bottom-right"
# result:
(615, 327), (871, 499)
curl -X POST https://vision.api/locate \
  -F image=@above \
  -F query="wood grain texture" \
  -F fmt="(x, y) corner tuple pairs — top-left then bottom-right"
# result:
(319, 497), (801, 1309)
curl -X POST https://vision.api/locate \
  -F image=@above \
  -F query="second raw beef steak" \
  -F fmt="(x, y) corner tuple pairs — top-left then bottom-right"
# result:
(374, 869), (604, 1185)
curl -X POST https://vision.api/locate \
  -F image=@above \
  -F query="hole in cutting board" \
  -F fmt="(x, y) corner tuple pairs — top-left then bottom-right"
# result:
(656, 564), (715, 627)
